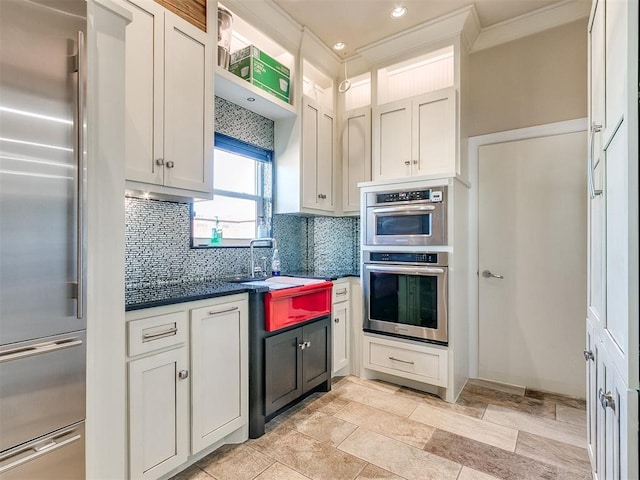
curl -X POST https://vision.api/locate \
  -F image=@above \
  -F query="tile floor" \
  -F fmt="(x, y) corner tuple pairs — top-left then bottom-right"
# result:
(172, 376), (592, 480)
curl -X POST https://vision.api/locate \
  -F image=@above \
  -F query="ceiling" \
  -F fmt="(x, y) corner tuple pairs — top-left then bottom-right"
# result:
(271, 0), (574, 58)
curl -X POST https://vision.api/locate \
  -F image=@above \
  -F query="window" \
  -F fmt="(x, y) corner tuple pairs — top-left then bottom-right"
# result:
(191, 133), (273, 247)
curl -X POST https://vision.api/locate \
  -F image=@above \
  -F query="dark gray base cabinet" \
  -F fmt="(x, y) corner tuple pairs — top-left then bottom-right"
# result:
(264, 317), (330, 417)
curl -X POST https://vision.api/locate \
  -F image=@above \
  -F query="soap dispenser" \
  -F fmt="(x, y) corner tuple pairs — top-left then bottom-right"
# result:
(271, 248), (281, 276)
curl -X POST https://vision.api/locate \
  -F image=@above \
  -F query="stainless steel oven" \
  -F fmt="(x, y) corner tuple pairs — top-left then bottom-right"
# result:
(364, 187), (447, 247)
(363, 251), (447, 344)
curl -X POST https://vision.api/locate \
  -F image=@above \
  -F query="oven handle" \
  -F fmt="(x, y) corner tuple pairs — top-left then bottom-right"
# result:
(371, 205), (436, 214)
(365, 265), (445, 275)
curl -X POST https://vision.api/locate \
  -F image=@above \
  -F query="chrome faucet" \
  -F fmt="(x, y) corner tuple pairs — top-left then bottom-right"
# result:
(249, 238), (277, 278)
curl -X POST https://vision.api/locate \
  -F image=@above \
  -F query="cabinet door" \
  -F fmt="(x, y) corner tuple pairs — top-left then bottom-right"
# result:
(129, 348), (189, 480)
(585, 320), (599, 471)
(373, 99), (412, 180)
(302, 317), (330, 393)
(413, 87), (456, 177)
(332, 301), (349, 374)
(265, 327), (303, 416)
(342, 107), (371, 213)
(121, 0), (164, 186)
(190, 299), (248, 454)
(301, 97), (334, 212)
(163, 11), (213, 193)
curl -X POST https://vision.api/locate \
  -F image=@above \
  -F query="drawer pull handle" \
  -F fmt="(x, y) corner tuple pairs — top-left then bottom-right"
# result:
(142, 327), (177, 342)
(0, 338), (82, 363)
(335, 289), (348, 296)
(208, 306), (239, 316)
(389, 356), (414, 365)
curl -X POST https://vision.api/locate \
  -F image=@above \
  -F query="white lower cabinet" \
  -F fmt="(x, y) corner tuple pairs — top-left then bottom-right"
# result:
(126, 294), (248, 480)
(190, 299), (248, 454)
(331, 280), (351, 375)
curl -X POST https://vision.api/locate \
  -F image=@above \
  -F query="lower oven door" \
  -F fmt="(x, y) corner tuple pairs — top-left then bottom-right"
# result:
(363, 264), (447, 344)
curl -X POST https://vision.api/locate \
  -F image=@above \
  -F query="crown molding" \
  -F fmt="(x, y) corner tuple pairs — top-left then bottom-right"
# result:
(356, 5), (479, 67)
(471, 0), (591, 52)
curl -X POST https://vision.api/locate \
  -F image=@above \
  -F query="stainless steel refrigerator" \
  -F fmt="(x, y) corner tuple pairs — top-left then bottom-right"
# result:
(0, 1), (87, 478)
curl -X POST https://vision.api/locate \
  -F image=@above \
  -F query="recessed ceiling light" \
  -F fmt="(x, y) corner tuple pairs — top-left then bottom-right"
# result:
(333, 42), (346, 51)
(390, 6), (408, 18)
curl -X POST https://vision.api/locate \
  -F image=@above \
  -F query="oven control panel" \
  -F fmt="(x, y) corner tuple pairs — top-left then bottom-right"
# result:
(368, 252), (442, 264)
(375, 189), (443, 204)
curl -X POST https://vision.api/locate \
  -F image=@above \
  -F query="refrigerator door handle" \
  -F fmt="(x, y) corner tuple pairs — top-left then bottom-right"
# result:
(0, 427), (82, 475)
(0, 338), (83, 364)
(75, 29), (87, 321)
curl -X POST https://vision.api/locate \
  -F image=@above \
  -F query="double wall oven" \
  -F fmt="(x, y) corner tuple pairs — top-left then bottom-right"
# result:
(363, 186), (449, 345)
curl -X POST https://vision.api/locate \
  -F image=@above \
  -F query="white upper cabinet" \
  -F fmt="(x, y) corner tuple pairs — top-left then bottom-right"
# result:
(373, 87), (456, 181)
(342, 106), (371, 213)
(301, 96), (335, 212)
(122, 0), (213, 199)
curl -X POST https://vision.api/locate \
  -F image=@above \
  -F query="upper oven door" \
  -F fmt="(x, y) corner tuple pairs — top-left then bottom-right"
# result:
(363, 264), (448, 344)
(365, 204), (445, 246)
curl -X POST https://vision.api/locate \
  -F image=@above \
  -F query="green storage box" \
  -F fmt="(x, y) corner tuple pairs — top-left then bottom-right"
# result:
(229, 45), (291, 103)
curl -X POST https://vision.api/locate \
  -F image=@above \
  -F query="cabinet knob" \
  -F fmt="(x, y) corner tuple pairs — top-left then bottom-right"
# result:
(155, 158), (164, 166)
(166, 160), (175, 168)
(404, 161), (410, 166)
(317, 193), (327, 199)
(178, 370), (189, 380)
(598, 388), (616, 412)
(334, 317), (340, 323)
(583, 349), (594, 361)
(298, 342), (306, 350)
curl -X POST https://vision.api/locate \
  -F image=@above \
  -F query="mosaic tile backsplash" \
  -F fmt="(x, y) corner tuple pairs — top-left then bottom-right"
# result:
(125, 198), (359, 288)
(125, 97), (359, 288)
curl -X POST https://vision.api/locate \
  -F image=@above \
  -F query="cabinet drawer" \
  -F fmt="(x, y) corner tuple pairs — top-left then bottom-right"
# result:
(332, 282), (350, 303)
(364, 335), (448, 387)
(128, 311), (188, 357)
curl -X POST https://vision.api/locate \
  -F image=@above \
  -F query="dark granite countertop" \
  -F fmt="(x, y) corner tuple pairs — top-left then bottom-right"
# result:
(125, 280), (268, 311)
(125, 272), (358, 311)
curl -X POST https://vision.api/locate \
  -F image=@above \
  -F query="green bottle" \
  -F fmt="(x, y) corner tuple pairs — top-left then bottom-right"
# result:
(211, 216), (221, 245)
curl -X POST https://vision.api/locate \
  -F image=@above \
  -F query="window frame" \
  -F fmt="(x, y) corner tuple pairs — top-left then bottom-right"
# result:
(190, 133), (274, 248)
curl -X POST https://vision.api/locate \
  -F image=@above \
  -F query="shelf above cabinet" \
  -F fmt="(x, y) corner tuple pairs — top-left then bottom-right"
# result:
(215, 66), (296, 120)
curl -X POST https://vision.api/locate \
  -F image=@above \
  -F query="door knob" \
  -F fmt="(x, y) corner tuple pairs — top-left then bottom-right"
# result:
(583, 349), (594, 361)
(598, 388), (616, 412)
(482, 270), (504, 279)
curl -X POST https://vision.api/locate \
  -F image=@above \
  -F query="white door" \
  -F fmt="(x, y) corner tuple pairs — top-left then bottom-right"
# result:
(478, 131), (587, 397)
(373, 99), (412, 180)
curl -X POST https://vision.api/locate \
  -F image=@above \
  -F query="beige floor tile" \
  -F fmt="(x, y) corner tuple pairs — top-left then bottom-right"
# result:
(524, 389), (587, 410)
(338, 427), (461, 480)
(281, 409), (358, 446)
(457, 466), (502, 480)
(197, 444), (274, 480)
(424, 429), (556, 479)
(468, 378), (526, 396)
(515, 431), (591, 477)
(395, 387), (487, 420)
(333, 380), (418, 417)
(334, 401), (434, 449)
(355, 464), (406, 480)
(343, 375), (401, 394)
(251, 425), (366, 480)
(170, 464), (214, 480)
(483, 404), (587, 448)
(254, 462), (311, 480)
(409, 403), (518, 451)
(556, 404), (588, 427)
(461, 382), (556, 419)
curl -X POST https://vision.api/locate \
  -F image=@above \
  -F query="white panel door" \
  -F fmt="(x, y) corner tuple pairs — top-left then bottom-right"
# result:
(414, 87), (456, 177)
(317, 110), (335, 211)
(332, 301), (349, 374)
(302, 97), (320, 209)
(342, 107), (371, 212)
(190, 299), (248, 454)
(163, 12), (213, 193)
(373, 100), (411, 180)
(128, 347), (189, 480)
(121, 0), (164, 186)
(478, 131), (587, 397)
